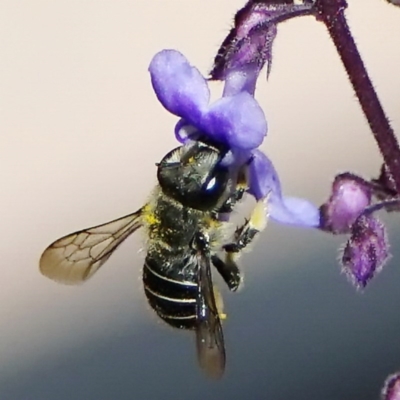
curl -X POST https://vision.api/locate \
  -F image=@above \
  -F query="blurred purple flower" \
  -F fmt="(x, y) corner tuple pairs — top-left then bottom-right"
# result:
(382, 371), (400, 400)
(148, 49), (320, 228)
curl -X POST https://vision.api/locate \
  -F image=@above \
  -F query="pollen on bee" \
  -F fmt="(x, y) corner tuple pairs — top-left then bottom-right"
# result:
(142, 204), (160, 226)
(236, 182), (247, 190)
(207, 218), (220, 229)
(249, 197), (269, 232)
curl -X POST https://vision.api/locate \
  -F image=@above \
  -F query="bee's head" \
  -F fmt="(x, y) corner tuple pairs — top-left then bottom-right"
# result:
(157, 141), (230, 211)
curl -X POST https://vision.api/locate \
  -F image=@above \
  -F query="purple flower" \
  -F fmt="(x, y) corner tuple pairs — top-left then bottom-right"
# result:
(149, 49), (266, 151)
(149, 49), (320, 228)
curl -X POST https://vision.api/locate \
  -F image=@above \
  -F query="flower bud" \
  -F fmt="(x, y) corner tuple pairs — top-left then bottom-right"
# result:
(320, 174), (371, 234)
(341, 215), (390, 289)
(210, 1), (313, 82)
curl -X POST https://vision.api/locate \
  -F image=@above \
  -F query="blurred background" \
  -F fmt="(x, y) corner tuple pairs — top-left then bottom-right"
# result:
(1, 0), (400, 399)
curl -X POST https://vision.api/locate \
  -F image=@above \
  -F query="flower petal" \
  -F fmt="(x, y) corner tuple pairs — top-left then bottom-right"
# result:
(222, 65), (259, 97)
(149, 50), (209, 123)
(201, 92), (267, 150)
(248, 150), (320, 227)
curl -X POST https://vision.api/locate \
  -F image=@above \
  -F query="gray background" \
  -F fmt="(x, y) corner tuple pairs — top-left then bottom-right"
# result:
(1, 0), (400, 399)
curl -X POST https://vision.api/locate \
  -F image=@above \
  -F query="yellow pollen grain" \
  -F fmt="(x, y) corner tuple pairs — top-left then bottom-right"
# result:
(142, 205), (160, 226)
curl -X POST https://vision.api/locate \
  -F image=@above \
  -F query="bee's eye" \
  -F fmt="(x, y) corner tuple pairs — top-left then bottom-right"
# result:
(176, 164), (229, 211)
(206, 177), (217, 191)
(198, 168), (229, 208)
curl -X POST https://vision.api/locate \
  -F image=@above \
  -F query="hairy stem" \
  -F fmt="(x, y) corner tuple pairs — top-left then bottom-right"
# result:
(313, 0), (400, 193)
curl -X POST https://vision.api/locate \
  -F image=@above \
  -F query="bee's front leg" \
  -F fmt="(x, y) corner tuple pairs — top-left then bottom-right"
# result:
(223, 197), (269, 254)
(213, 197), (269, 292)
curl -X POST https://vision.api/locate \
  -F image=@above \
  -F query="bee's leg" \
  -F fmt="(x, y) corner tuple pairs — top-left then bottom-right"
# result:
(212, 285), (227, 320)
(211, 254), (242, 292)
(223, 197), (269, 254)
(211, 170), (247, 291)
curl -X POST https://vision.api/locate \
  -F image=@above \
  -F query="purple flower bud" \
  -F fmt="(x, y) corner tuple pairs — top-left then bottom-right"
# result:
(210, 1), (313, 83)
(320, 174), (372, 234)
(210, 2), (277, 82)
(341, 215), (390, 289)
(382, 371), (400, 400)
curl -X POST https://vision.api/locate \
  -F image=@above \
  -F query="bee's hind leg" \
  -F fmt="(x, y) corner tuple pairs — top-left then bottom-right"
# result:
(211, 254), (242, 292)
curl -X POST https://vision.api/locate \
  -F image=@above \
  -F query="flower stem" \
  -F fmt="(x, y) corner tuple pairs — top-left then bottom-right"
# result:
(313, 0), (400, 193)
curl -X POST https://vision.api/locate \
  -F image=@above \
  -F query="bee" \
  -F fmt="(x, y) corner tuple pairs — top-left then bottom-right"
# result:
(39, 138), (268, 379)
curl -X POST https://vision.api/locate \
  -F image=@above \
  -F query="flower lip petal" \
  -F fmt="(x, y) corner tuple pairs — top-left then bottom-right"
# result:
(149, 50), (210, 123)
(248, 149), (320, 228)
(270, 196), (320, 227)
(247, 149), (277, 199)
(202, 92), (267, 150)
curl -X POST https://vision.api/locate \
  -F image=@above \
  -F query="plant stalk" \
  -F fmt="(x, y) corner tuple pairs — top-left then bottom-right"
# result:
(313, 0), (400, 193)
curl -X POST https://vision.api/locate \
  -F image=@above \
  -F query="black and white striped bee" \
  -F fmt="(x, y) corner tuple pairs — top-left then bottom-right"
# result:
(39, 138), (268, 379)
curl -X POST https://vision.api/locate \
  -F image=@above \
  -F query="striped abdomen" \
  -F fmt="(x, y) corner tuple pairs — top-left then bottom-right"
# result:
(143, 253), (198, 330)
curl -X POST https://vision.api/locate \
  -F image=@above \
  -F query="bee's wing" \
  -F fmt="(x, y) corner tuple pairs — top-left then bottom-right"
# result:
(39, 208), (144, 285)
(195, 244), (226, 379)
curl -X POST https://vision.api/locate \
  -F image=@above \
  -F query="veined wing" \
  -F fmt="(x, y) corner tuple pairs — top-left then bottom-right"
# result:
(39, 208), (144, 285)
(195, 234), (226, 379)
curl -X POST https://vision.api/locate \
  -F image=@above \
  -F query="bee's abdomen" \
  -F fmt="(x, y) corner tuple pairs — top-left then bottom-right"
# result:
(143, 255), (198, 330)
